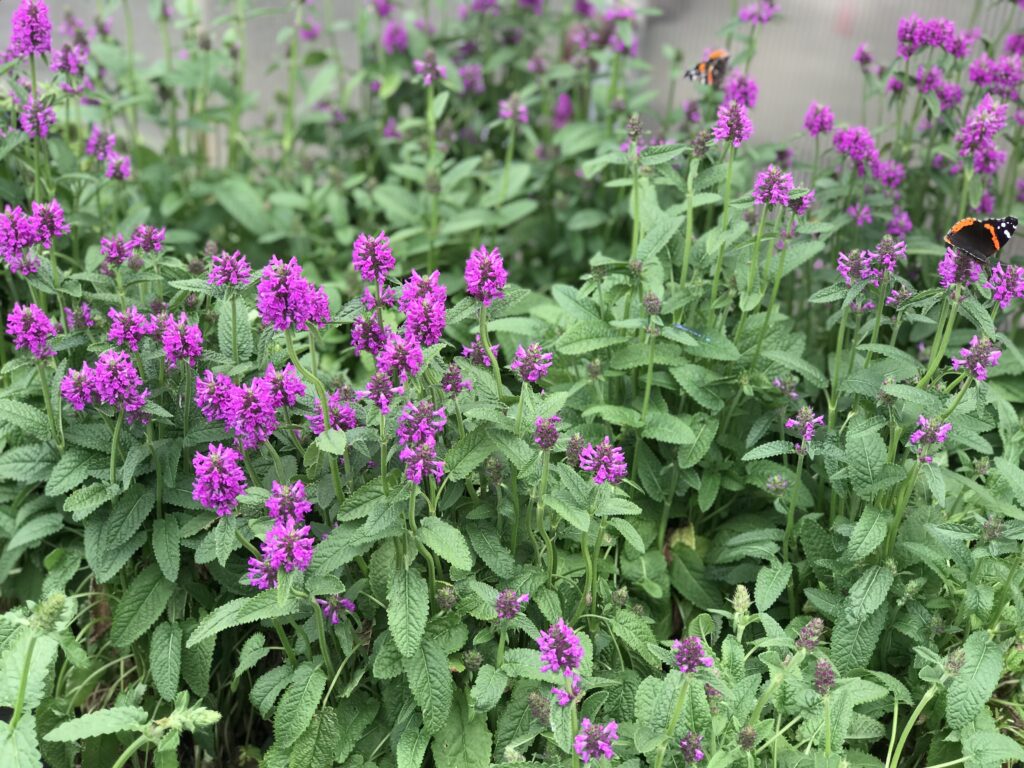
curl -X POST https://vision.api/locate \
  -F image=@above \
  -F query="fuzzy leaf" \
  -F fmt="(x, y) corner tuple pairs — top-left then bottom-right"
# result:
(44, 706), (147, 741)
(0, 398), (52, 441)
(845, 508), (889, 561)
(754, 561), (792, 613)
(151, 516), (181, 583)
(832, 607), (886, 674)
(110, 564), (175, 648)
(274, 667), (328, 749)
(149, 621), (182, 702)
(402, 638), (454, 734)
(845, 565), (894, 620)
(234, 633), (269, 680)
(389, 569), (429, 657)
(288, 708), (339, 768)
(45, 446), (107, 497)
(444, 431), (496, 482)
(611, 609), (660, 665)
(418, 517), (473, 571)
(945, 631), (1003, 729)
(431, 693), (490, 768)
(470, 664), (508, 713)
(186, 591), (302, 648)
(742, 440), (794, 461)
(467, 524), (516, 579)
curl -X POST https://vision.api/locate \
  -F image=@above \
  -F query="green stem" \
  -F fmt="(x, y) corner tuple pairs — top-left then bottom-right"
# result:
(231, 296), (239, 364)
(110, 411), (124, 484)
(8, 635), (37, 734)
(478, 306), (503, 394)
(782, 452), (804, 619)
(746, 205), (769, 297)
(708, 147), (736, 316)
(111, 734), (150, 768)
(36, 362), (62, 451)
(750, 216), (790, 368)
(919, 285), (962, 389)
(885, 461), (921, 558)
(496, 629), (507, 669)
(536, 452), (555, 581)
(827, 308), (850, 430)
(677, 156), (699, 302)
(629, 147), (641, 261)
(312, 597), (337, 682)
(499, 120), (516, 206)
(886, 685), (938, 768)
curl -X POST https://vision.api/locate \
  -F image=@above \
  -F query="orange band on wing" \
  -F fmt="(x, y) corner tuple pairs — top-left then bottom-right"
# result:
(983, 222), (1000, 251)
(708, 49), (728, 60)
(949, 218), (975, 233)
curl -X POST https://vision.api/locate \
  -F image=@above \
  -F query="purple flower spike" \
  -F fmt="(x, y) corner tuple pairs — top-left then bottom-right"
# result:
(579, 437), (627, 485)
(938, 247), (981, 289)
(5, 302), (57, 358)
(672, 635), (714, 673)
(785, 405), (824, 445)
(985, 263), (1024, 309)
(803, 102), (834, 137)
(678, 732), (705, 764)
(713, 100), (753, 147)
(308, 389), (358, 435)
(496, 589), (530, 619)
(266, 480), (312, 523)
(399, 440), (445, 484)
(465, 244), (507, 306)
(574, 719), (618, 763)
(509, 343), (552, 383)
(194, 370), (235, 422)
(753, 165), (794, 206)
(209, 250), (252, 286)
(538, 618), (584, 676)
(951, 336), (1001, 381)
(10, 0), (51, 58)
(162, 312), (203, 369)
(192, 443), (247, 516)
(352, 231), (395, 286)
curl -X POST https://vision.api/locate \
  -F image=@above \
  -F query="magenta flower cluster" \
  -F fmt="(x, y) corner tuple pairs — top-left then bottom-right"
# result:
(786, 405), (824, 447)
(579, 437), (627, 485)
(247, 481), (315, 589)
(713, 100), (753, 148)
(495, 589), (530, 619)
(897, 14), (974, 60)
(752, 165), (794, 207)
(672, 635), (714, 673)
(61, 349), (149, 421)
(510, 343), (553, 383)
(5, 302), (58, 358)
(8, 0), (51, 58)
(985, 263), (1024, 309)
(257, 256), (331, 331)
(574, 719), (618, 763)
(803, 102), (834, 137)
(538, 618), (584, 707)
(209, 250), (252, 286)
(465, 244), (507, 306)
(956, 94), (1008, 175)
(192, 443), (247, 516)
(397, 399), (447, 484)
(1, 199), (70, 274)
(909, 417), (952, 464)
(951, 336), (1001, 381)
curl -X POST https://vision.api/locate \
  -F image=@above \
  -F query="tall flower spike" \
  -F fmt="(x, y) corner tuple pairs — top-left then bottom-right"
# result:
(579, 437), (628, 485)
(713, 100), (753, 147)
(192, 443), (247, 516)
(951, 336), (1001, 381)
(672, 635), (714, 672)
(538, 618), (584, 676)
(352, 231), (395, 285)
(5, 302), (58, 358)
(10, 0), (52, 57)
(209, 250), (252, 286)
(465, 244), (507, 306)
(574, 720), (618, 763)
(256, 256), (331, 331)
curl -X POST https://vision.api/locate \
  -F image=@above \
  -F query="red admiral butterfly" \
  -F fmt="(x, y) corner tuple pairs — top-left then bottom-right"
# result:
(684, 49), (729, 87)
(944, 216), (1018, 266)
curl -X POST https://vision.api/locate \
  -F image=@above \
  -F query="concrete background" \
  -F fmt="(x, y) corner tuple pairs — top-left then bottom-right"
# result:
(30, 1), (1023, 142)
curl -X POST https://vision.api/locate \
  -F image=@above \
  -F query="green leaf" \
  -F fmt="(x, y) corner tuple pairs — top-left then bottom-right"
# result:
(186, 591), (302, 648)
(946, 631), (1003, 729)
(418, 518), (473, 571)
(470, 664), (508, 713)
(557, 321), (627, 355)
(431, 693), (490, 768)
(250, 665), (292, 716)
(151, 516), (181, 583)
(742, 441), (794, 461)
(583, 404), (644, 429)
(676, 414), (718, 469)
(610, 609), (660, 665)
(0, 714), (42, 768)
(643, 412), (696, 445)
(149, 621), (182, 702)
(103, 486), (155, 548)
(234, 633), (269, 680)
(44, 706), (147, 741)
(444, 431), (496, 482)
(217, 297), (254, 362)
(0, 633), (58, 711)
(289, 708), (340, 768)
(64, 482), (119, 519)
(214, 177), (270, 235)
(832, 606), (886, 674)
(0, 443), (57, 482)
(545, 492), (590, 532)
(845, 565), (894, 620)
(7, 513), (63, 550)
(110, 564), (175, 648)
(844, 508), (889, 561)
(467, 524), (516, 578)
(608, 517), (645, 554)
(403, 638), (454, 734)
(274, 666), (328, 749)
(45, 447), (107, 497)
(964, 730), (1024, 768)
(754, 562), (793, 613)
(314, 429), (347, 456)
(0, 398), (52, 441)
(845, 429), (887, 501)
(388, 569), (429, 657)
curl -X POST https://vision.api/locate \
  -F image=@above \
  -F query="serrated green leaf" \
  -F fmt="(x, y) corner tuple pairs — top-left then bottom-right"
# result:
(45, 447), (107, 496)
(403, 638), (453, 734)
(832, 607), (886, 674)
(0, 398), (52, 441)
(152, 516), (181, 583)
(845, 508), (889, 561)
(110, 564), (175, 648)
(467, 524), (516, 578)
(444, 431), (496, 482)
(186, 591), (302, 648)
(846, 566), (894, 620)
(103, 487), (155, 548)
(611, 609), (660, 665)
(44, 706), (147, 741)
(274, 667), (327, 749)
(63, 482), (119, 519)
(288, 708), (339, 768)
(7, 513), (63, 550)
(418, 518), (473, 570)
(742, 441), (794, 461)
(432, 692), (490, 768)
(470, 664), (508, 713)
(149, 621), (182, 702)
(389, 569), (429, 657)
(314, 429), (347, 456)
(754, 561), (792, 613)
(643, 412), (696, 445)
(946, 631), (1003, 729)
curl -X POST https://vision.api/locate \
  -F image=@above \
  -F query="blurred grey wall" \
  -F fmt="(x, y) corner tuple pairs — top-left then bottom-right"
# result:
(39, 1), (1021, 143)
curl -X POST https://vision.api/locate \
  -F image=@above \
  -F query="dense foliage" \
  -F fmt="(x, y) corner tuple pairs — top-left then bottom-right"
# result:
(1, 1), (1023, 767)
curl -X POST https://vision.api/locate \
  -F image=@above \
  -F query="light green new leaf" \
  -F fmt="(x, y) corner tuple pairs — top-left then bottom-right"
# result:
(470, 664), (508, 713)
(186, 591), (302, 648)
(431, 693), (490, 768)
(845, 566), (894, 620)
(44, 706), (147, 741)
(151, 516), (181, 583)
(45, 446), (107, 497)
(844, 508), (889, 561)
